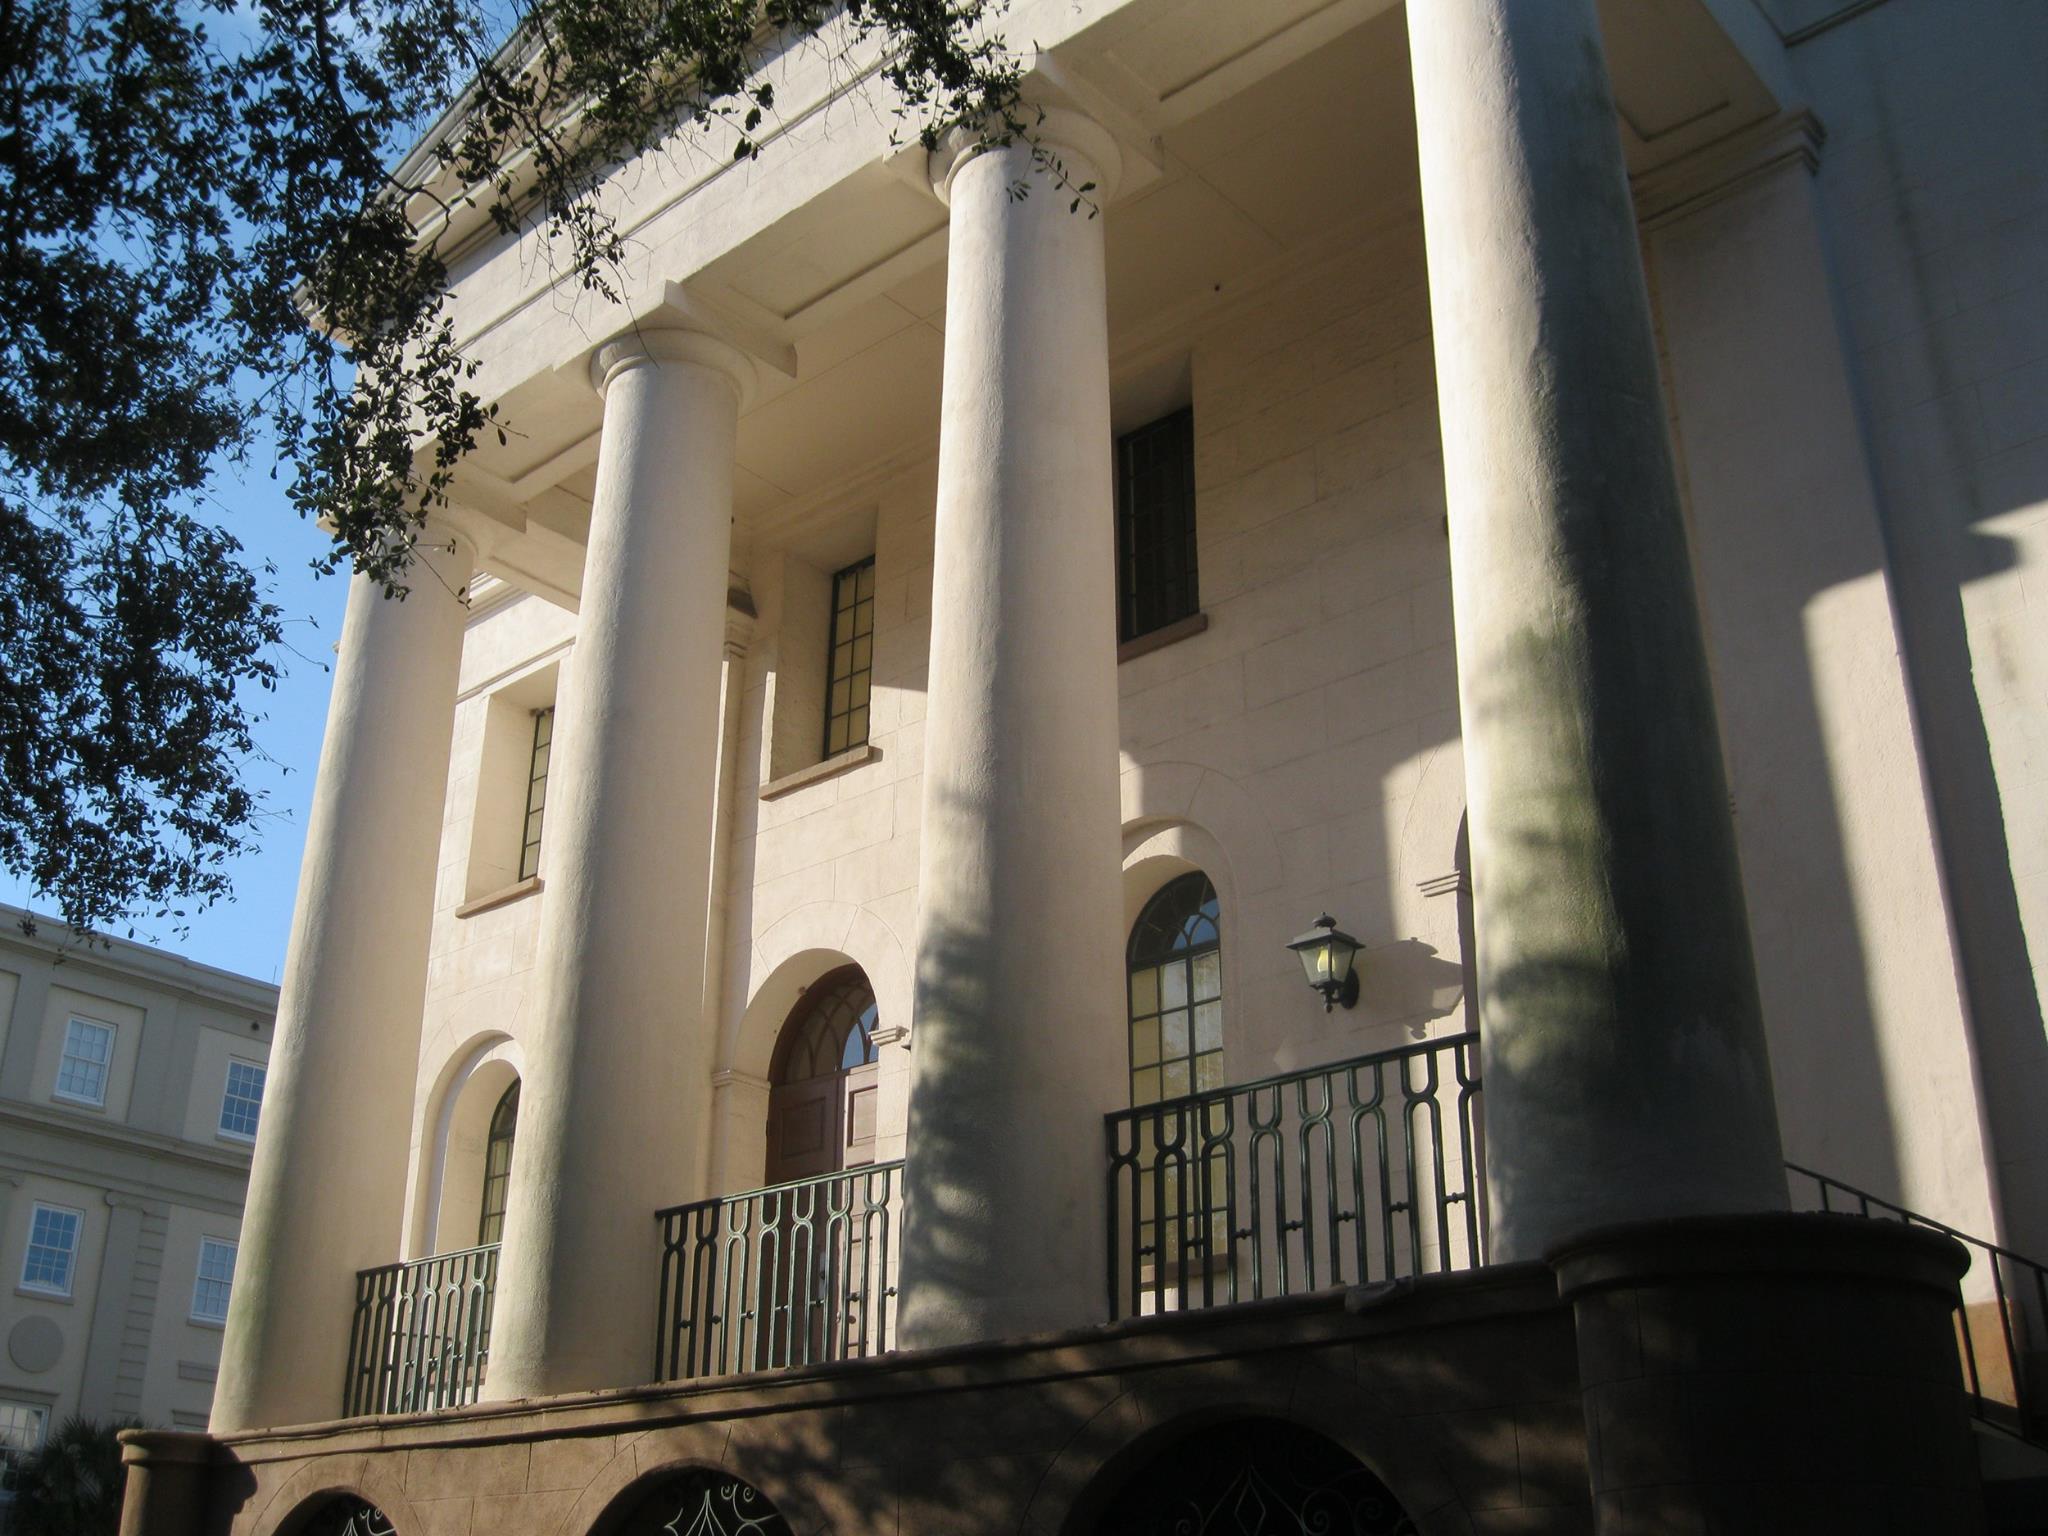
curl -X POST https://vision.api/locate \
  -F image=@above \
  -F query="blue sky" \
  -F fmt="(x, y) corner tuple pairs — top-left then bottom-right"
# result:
(0, 468), (350, 986)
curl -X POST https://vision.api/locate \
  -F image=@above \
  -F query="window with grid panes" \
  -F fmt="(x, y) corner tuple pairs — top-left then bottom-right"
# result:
(518, 707), (553, 881)
(219, 1058), (265, 1140)
(823, 557), (875, 757)
(1127, 874), (1228, 1280)
(1115, 408), (1198, 643)
(190, 1237), (237, 1322)
(54, 1017), (114, 1106)
(477, 1080), (520, 1246)
(0, 1401), (46, 1498)
(20, 1204), (81, 1295)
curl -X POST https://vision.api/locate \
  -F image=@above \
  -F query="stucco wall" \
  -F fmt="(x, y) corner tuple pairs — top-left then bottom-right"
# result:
(0, 924), (274, 1433)
(1783, 0), (2048, 1256)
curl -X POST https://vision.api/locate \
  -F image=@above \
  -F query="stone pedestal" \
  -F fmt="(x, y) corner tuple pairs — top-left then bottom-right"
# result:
(1551, 1213), (1981, 1533)
(118, 1431), (213, 1536)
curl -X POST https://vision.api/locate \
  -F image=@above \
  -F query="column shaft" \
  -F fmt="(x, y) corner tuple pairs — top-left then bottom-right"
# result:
(212, 539), (471, 1431)
(482, 330), (745, 1398)
(897, 117), (1127, 1348)
(1407, 0), (1786, 1261)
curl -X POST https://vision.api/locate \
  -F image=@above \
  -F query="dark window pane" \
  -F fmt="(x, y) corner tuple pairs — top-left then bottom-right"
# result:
(1115, 408), (1198, 643)
(823, 557), (877, 757)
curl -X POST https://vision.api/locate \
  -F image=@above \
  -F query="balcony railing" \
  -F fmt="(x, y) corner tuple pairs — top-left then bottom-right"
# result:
(343, 1243), (499, 1416)
(654, 1161), (903, 1383)
(1789, 1163), (2047, 1443)
(1106, 1031), (1484, 1320)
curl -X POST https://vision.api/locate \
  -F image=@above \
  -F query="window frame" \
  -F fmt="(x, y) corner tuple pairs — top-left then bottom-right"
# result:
(1114, 407), (1200, 646)
(1126, 872), (1225, 1108)
(19, 1203), (84, 1298)
(476, 1080), (520, 1248)
(189, 1236), (237, 1325)
(518, 705), (554, 883)
(218, 1057), (267, 1142)
(0, 1400), (49, 1499)
(821, 556), (877, 760)
(52, 1016), (116, 1108)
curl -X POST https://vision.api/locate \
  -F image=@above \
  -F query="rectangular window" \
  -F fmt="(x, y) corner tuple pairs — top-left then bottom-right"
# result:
(219, 1059), (266, 1141)
(190, 1237), (237, 1324)
(1115, 408), (1199, 644)
(0, 1401), (47, 1497)
(823, 557), (876, 758)
(20, 1205), (82, 1296)
(53, 1018), (114, 1107)
(518, 706), (554, 881)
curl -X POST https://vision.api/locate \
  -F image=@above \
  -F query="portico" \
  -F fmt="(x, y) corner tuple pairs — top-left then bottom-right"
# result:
(172, 0), (2044, 1531)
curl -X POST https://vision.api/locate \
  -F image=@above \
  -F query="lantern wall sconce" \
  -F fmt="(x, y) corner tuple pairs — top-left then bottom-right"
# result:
(1287, 914), (1362, 1012)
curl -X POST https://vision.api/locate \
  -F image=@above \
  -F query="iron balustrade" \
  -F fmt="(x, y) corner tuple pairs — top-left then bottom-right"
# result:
(1787, 1162), (2048, 1445)
(343, 1243), (498, 1416)
(655, 1161), (902, 1383)
(1106, 1032), (1484, 1320)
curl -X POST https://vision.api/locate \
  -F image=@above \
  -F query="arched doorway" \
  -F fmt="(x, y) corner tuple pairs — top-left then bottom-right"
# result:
(605, 1469), (792, 1536)
(1089, 1418), (1417, 1535)
(288, 1497), (397, 1536)
(763, 965), (879, 1185)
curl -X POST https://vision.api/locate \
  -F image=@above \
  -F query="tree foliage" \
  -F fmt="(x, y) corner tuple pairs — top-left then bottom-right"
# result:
(0, 0), (1024, 935)
(5, 1415), (134, 1536)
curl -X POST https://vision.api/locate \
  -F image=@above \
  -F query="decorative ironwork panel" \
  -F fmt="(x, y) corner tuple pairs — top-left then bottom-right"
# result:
(1093, 1418), (1418, 1535)
(297, 1498), (398, 1536)
(1106, 1032), (1484, 1320)
(613, 1469), (792, 1536)
(343, 1243), (498, 1416)
(1788, 1162), (2048, 1446)
(655, 1161), (901, 1382)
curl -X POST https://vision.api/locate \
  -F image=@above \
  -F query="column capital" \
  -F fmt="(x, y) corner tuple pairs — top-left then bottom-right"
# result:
(927, 107), (1124, 209)
(590, 326), (755, 409)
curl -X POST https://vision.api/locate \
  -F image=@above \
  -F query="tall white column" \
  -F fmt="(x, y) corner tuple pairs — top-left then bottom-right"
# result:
(213, 537), (472, 1432)
(482, 327), (749, 1399)
(896, 113), (1128, 1349)
(1407, 0), (1787, 1262)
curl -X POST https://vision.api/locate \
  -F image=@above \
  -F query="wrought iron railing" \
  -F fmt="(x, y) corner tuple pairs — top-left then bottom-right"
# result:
(1787, 1163), (2047, 1444)
(654, 1161), (902, 1382)
(1106, 1032), (1484, 1320)
(343, 1243), (498, 1416)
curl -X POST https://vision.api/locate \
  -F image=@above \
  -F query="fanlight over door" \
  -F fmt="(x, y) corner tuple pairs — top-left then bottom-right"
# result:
(764, 966), (880, 1185)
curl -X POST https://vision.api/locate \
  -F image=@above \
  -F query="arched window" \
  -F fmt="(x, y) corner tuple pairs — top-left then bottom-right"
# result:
(476, 1080), (519, 1246)
(1127, 873), (1223, 1105)
(772, 967), (879, 1083)
(291, 1498), (398, 1536)
(606, 1469), (792, 1536)
(764, 966), (881, 1184)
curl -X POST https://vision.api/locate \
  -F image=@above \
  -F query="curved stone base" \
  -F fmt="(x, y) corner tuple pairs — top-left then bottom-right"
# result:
(1549, 1211), (1982, 1534)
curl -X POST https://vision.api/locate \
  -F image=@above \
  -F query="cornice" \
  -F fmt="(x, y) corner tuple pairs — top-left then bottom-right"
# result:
(1633, 109), (1826, 231)
(0, 904), (278, 1017)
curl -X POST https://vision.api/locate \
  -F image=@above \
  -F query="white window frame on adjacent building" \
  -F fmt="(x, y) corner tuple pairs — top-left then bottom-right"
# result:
(19, 1203), (83, 1297)
(219, 1058), (267, 1142)
(0, 1399), (48, 1499)
(53, 1017), (116, 1107)
(189, 1237), (237, 1325)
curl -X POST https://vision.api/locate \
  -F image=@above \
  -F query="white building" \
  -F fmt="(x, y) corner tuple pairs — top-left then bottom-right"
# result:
(123, 0), (2048, 1531)
(0, 908), (273, 1469)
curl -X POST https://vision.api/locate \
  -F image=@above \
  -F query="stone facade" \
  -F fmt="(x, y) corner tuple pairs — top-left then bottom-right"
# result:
(153, 0), (2048, 1531)
(0, 905), (274, 1440)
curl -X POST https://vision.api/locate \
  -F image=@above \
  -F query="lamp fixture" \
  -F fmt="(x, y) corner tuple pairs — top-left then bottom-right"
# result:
(1287, 914), (1362, 1012)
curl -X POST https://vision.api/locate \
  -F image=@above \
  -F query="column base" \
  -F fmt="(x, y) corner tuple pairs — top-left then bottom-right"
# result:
(1549, 1211), (1983, 1534)
(118, 1430), (215, 1536)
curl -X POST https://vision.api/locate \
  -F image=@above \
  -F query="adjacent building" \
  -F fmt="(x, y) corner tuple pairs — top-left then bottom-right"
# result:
(117, 0), (2048, 1531)
(0, 908), (273, 1479)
